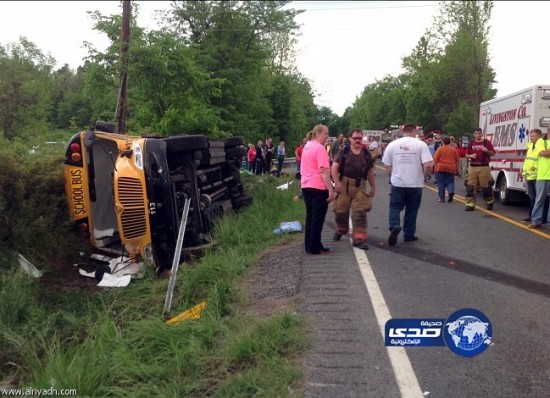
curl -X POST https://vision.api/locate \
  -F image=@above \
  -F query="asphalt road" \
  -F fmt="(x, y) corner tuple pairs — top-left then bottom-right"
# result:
(311, 163), (550, 398)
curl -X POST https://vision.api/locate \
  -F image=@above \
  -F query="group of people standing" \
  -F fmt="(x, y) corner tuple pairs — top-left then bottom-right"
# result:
(523, 128), (550, 228)
(300, 123), (432, 253)
(299, 122), (531, 255)
(246, 138), (288, 176)
(417, 127), (496, 211)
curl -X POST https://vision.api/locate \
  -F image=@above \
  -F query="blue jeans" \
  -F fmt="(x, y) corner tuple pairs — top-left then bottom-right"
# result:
(526, 180), (536, 218)
(302, 188), (329, 254)
(276, 155), (285, 176)
(435, 172), (455, 201)
(531, 180), (550, 225)
(389, 185), (423, 240)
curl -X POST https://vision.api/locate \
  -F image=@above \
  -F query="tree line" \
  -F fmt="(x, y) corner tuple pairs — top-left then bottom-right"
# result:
(332, 0), (496, 138)
(0, 1), (321, 149)
(0, 1), (497, 149)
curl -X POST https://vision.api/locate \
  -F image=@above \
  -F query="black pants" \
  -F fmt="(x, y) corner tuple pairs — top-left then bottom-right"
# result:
(276, 155), (285, 176)
(302, 188), (329, 254)
(264, 156), (272, 173)
(255, 159), (264, 175)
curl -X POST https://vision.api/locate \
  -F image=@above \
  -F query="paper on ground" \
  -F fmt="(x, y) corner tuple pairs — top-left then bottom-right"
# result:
(276, 180), (294, 190)
(98, 273), (131, 287)
(79, 255), (143, 287)
(17, 254), (42, 278)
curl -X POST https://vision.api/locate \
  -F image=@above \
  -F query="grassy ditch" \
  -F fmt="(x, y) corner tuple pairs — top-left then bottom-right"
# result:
(0, 151), (309, 397)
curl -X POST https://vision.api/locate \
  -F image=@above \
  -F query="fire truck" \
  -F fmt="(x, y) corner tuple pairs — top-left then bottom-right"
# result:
(479, 85), (550, 204)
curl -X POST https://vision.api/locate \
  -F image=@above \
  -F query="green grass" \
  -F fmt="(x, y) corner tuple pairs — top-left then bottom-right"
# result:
(0, 167), (310, 397)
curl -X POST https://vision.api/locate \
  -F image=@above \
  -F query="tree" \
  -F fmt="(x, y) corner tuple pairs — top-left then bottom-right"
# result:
(169, 1), (302, 138)
(0, 38), (55, 140)
(345, 75), (408, 131)
(404, 0), (496, 134)
(344, 1), (497, 135)
(128, 30), (224, 136)
(50, 64), (95, 130)
(436, 1), (496, 133)
(81, 4), (223, 135)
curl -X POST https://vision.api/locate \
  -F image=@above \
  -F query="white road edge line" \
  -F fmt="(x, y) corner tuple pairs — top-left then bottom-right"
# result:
(352, 244), (424, 398)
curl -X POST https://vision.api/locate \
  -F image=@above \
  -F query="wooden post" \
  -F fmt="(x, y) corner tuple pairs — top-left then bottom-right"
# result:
(115, 0), (131, 134)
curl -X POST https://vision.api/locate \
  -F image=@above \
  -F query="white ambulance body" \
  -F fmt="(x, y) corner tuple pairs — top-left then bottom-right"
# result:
(479, 85), (550, 204)
(362, 130), (383, 142)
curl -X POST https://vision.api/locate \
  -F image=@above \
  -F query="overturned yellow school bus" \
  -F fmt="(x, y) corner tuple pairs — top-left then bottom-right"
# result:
(64, 121), (251, 271)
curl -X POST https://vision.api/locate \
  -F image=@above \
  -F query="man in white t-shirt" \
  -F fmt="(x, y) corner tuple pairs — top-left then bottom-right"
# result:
(382, 123), (433, 246)
(367, 136), (380, 159)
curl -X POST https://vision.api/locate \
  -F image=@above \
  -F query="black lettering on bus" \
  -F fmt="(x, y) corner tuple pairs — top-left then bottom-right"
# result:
(72, 184), (86, 215)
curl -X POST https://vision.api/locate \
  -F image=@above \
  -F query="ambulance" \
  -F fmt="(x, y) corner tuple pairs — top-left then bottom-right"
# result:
(479, 85), (550, 204)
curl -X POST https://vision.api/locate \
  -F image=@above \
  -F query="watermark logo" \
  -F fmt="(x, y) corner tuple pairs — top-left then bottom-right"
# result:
(385, 318), (445, 347)
(385, 308), (492, 357)
(442, 308), (492, 357)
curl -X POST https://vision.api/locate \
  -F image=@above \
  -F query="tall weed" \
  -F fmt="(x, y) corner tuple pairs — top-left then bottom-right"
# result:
(0, 168), (309, 395)
(0, 138), (87, 267)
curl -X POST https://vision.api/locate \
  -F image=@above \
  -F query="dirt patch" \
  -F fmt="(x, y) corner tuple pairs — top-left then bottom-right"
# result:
(33, 232), (307, 315)
(243, 237), (304, 317)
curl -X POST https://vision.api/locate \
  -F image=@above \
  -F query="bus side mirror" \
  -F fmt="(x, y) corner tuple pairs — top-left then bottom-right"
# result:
(84, 129), (95, 149)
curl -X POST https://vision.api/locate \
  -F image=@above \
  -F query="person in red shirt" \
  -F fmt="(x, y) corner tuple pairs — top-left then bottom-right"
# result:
(433, 136), (459, 202)
(247, 144), (257, 174)
(295, 138), (306, 173)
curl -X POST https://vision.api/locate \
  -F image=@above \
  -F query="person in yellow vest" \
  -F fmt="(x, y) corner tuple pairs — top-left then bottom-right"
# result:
(522, 129), (543, 222)
(528, 129), (550, 228)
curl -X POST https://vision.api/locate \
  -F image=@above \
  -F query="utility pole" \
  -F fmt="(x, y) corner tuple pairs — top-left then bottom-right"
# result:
(115, 0), (131, 134)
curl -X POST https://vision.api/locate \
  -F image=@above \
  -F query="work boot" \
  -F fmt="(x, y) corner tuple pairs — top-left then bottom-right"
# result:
(486, 204), (493, 210)
(404, 236), (419, 242)
(388, 226), (401, 247)
(333, 232), (342, 241)
(465, 206), (475, 211)
(353, 240), (369, 250)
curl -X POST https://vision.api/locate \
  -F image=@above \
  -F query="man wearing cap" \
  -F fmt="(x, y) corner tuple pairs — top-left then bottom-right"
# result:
(464, 127), (496, 211)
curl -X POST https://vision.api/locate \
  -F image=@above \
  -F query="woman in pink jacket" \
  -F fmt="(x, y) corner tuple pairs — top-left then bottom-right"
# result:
(300, 124), (336, 255)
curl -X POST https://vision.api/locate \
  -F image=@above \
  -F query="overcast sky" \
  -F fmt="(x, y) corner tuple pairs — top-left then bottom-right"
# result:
(1, 1), (549, 116)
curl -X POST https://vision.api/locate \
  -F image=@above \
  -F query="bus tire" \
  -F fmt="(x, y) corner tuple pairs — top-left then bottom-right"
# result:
(164, 135), (208, 153)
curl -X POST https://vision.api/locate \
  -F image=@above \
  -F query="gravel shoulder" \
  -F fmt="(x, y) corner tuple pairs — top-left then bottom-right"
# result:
(241, 236), (304, 318)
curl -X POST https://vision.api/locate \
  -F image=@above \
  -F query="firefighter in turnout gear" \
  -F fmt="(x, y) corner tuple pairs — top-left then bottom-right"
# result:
(331, 128), (376, 250)
(465, 128), (496, 211)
